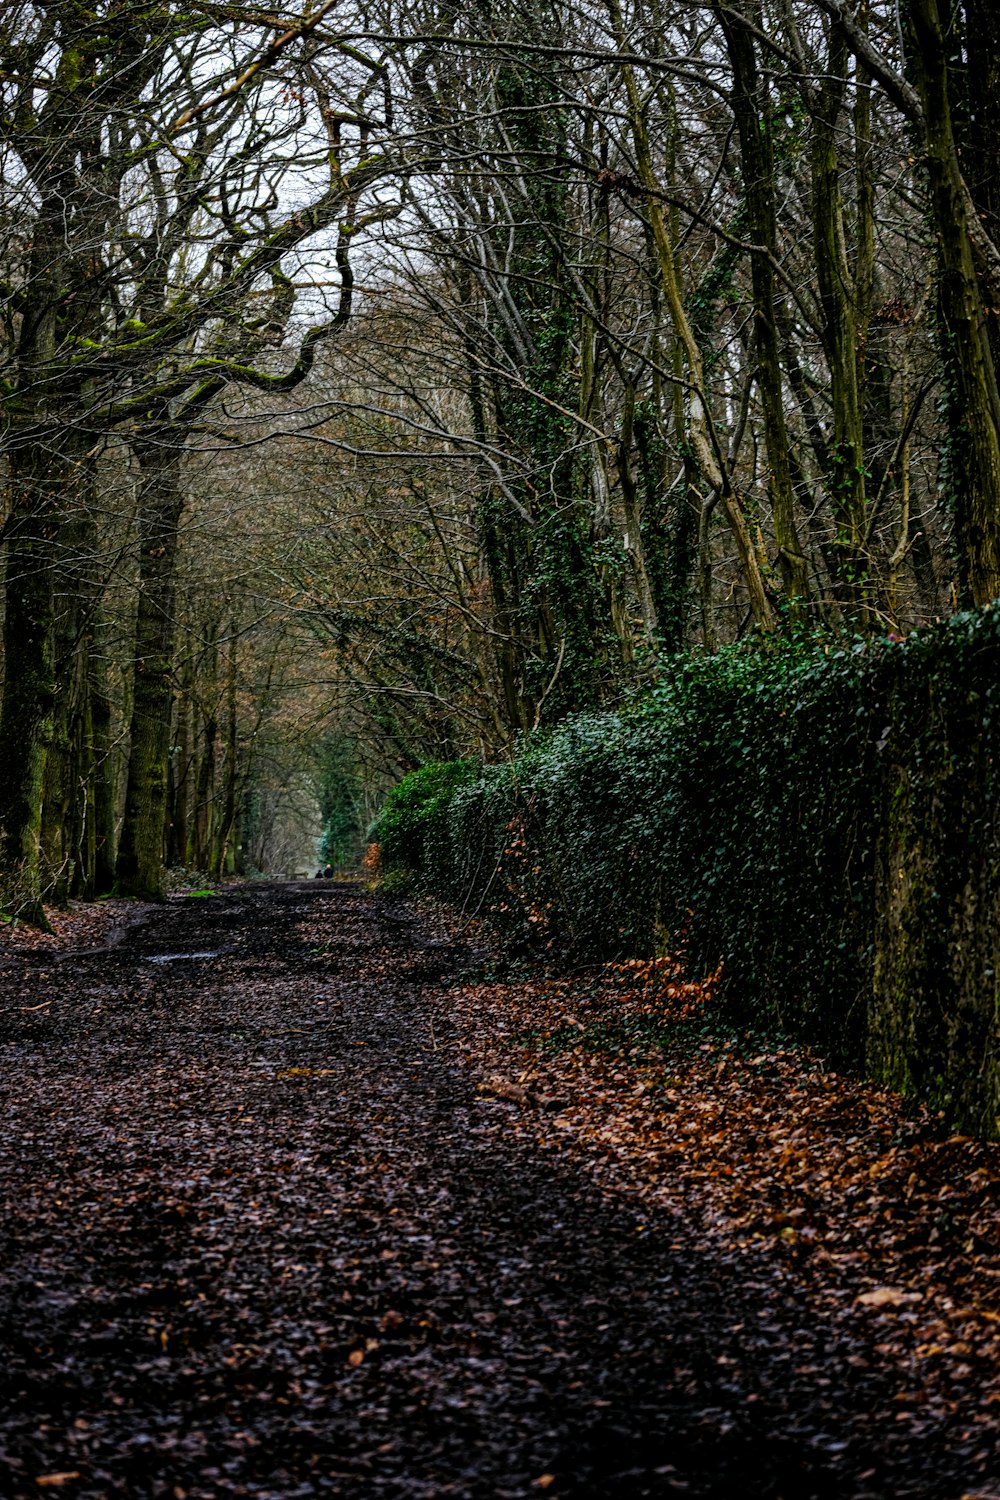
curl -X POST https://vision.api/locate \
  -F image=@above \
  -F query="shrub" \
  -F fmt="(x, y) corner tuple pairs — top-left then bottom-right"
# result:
(373, 610), (1000, 1134)
(371, 760), (477, 880)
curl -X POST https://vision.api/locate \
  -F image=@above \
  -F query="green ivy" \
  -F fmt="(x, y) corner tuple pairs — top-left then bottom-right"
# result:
(374, 610), (1000, 1132)
(373, 760), (478, 878)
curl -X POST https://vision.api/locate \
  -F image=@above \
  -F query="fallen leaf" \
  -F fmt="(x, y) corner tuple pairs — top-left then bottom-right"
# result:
(856, 1287), (922, 1309)
(478, 1075), (532, 1106)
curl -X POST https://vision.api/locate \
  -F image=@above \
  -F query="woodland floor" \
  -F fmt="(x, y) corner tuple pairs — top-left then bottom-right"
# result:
(0, 883), (998, 1500)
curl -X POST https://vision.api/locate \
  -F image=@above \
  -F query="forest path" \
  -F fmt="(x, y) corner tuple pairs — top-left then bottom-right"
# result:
(0, 883), (994, 1499)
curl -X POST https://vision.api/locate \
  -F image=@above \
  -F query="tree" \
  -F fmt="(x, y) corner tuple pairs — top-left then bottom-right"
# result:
(816, 0), (1000, 605)
(0, 0), (397, 906)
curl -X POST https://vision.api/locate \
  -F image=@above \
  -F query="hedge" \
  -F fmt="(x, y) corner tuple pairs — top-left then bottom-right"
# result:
(372, 608), (1000, 1138)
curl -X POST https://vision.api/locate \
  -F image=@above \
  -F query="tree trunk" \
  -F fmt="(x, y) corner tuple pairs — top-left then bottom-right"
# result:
(617, 384), (661, 642)
(191, 623), (219, 871)
(0, 450), (60, 925)
(210, 622), (240, 879)
(168, 643), (193, 869)
(115, 431), (187, 899)
(907, 0), (1000, 605)
(39, 643), (83, 907)
(609, 0), (776, 632)
(962, 0), (1000, 373)
(40, 496), (109, 902)
(720, 2), (810, 614)
(0, 173), (76, 924)
(811, 29), (871, 617)
(88, 634), (118, 894)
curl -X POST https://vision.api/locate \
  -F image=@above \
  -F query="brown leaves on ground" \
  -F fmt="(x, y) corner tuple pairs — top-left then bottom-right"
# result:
(0, 900), (151, 955)
(433, 940), (1000, 1466)
(0, 884), (998, 1498)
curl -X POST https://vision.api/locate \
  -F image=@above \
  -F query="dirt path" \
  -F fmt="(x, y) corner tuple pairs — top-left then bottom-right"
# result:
(0, 884), (995, 1499)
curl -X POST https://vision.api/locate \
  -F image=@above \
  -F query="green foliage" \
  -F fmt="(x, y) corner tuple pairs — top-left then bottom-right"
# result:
(316, 738), (366, 870)
(371, 760), (478, 879)
(378, 867), (418, 896)
(375, 610), (1000, 1132)
(867, 607), (1000, 1134)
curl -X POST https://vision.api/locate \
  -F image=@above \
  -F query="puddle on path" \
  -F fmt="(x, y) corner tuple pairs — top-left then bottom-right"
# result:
(145, 950), (221, 964)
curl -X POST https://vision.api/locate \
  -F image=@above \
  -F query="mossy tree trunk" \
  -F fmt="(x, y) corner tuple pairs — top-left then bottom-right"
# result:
(609, 0), (776, 634)
(631, 152), (700, 652)
(423, 5), (629, 729)
(87, 630), (118, 896)
(167, 620), (194, 869)
(906, 0), (1000, 606)
(810, 29), (872, 616)
(720, 1), (810, 615)
(191, 621), (219, 871)
(961, 0), (1000, 372)
(209, 616), (240, 879)
(40, 588), (86, 907)
(486, 15), (615, 723)
(115, 429), (188, 900)
(0, 451), (59, 925)
(40, 481), (117, 901)
(0, 121), (80, 921)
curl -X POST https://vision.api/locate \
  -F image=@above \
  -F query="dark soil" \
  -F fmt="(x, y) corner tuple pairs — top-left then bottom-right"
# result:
(0, 883), (995, 1499)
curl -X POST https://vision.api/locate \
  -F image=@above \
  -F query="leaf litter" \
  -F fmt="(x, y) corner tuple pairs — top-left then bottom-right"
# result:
(0, 884), (996, 1499)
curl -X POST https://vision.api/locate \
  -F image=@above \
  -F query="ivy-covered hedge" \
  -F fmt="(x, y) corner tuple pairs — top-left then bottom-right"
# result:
(373, 609), (1000, 1137)
(372, 759), (477, 880)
